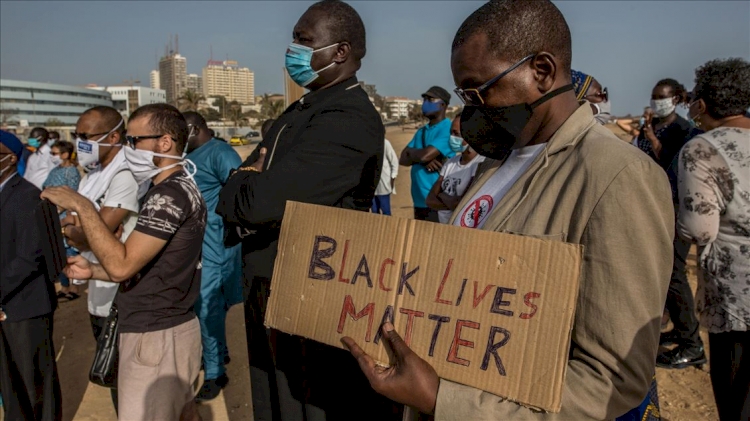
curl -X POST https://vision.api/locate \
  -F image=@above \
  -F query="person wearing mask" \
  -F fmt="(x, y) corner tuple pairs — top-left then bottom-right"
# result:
(342, 1), (674, 419)
(43, 103), (206, 421)
(426, 111), (484, 224)
(216, 1), (386, 419)
(572, 70), (611, 125)
(23, 127), (53, 189)
(399, 86), (455, 222)
(43, 140), (82, 301)
(633, 79), (707, 369)
(48, 131), (60, 146)
(183, 111), (243, 401)
(615, 107), (652, 144)
(0, 130), (62, 421)
(372, 138), (398, 215)
(679, 57), (750, 421)
(60, 106), (140, 411)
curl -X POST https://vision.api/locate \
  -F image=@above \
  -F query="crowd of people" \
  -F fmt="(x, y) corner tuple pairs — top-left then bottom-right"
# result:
(0, 0), (748, 420)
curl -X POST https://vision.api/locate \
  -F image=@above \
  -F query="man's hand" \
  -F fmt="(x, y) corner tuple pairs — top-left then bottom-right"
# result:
(425, 159), (443, 173)
(41, 186), (93, 214)
(342, 323), (439, 414)
(249, 147), (267, 172)
(64, 255), (93, 280)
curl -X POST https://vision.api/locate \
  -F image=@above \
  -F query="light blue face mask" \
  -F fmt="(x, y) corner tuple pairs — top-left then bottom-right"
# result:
(285, 42), (339, 87)
(449, 135), (467, 153)
(27, 138), (41, 148)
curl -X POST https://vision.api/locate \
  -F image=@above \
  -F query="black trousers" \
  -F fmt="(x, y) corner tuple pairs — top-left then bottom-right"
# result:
(709, 330), (750, 421)
(90, 314), (119, 414)
(244, 276), (403, 421)
(413, 207), (439, 222)
(665, 235), (703, 348)
(0, 313), (61, 421)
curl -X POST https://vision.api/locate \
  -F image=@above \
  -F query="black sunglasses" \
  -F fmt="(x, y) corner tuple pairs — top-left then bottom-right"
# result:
(72, 131), (111, 141)
(125, 134), (164, 149)
(454, 54), (535, 106)
(585, 87), (608, 102)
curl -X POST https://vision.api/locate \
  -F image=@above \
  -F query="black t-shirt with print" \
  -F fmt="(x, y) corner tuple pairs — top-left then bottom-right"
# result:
(116, 169), (207, 333)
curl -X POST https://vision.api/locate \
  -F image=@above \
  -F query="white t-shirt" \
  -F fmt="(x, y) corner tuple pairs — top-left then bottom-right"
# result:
(375, 139), (399, 196)
(81, 170), (140, 317)
(23, 144), (52, 190)
(453, 143), (546, 229)
(438, 154), (485, 224)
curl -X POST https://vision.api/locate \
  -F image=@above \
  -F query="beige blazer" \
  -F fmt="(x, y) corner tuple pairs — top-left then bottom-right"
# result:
(436, 104), (674, 420)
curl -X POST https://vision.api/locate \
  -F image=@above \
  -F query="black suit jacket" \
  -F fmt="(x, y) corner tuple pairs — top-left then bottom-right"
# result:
(0, 174), (59, 322)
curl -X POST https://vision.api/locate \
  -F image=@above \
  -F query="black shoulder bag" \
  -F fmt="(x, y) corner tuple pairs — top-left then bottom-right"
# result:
(89, 298), (119, 388)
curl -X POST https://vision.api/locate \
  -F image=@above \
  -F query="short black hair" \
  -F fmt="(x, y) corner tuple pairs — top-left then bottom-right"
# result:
(308, 0), (367, 61)
(694, 58), (750, 119)
(655, 78), (689, 105)
(82, 106), (126, 141)
(30, 127), (49, 140)
(452, 0), (572, 75)
(48, 131), (60, 139)
(129, 104), (189, 154)
(183, 111), (208, 129)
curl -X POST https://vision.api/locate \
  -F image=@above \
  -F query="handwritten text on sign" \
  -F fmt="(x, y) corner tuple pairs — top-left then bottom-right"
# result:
(265, 202), (582, 412)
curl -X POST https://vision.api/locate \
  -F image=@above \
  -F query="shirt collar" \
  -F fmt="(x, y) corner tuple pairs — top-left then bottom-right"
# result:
(0, 172), (19, 192)
(545, 102), (597, 155)
(299, 76), (360, 106)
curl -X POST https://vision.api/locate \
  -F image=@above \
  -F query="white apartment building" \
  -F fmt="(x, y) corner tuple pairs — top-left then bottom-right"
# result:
(150, 70), (160, 90)
(203, 60), (255, 104)
(90, 86), (166, 118)
(187, 73), (203, 94)
(385, 97), (420, 118)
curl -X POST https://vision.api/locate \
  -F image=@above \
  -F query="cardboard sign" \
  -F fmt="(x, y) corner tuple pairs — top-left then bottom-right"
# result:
(266, 202), (582, 412)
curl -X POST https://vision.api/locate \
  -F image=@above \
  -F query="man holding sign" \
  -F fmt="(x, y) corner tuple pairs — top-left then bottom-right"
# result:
(343, 0), (674, 419)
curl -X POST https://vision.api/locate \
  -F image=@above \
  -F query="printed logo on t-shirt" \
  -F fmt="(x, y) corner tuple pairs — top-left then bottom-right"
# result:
(442, 176), (462, 196)
(459, 195), (494, 229)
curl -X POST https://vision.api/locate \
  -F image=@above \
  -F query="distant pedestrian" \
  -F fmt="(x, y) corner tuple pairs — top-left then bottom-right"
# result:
(572, 70), (611, 124)
(399, 86), (455, 222)
(23, 127), (53, 189)
(372, 138), (398, 215)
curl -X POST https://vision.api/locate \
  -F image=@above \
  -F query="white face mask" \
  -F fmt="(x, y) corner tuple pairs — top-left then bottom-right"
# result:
(123, 146), (196, 186)
(76, 119), (125, 168)
(650, 98), (676, 118)
(50, 155), (63, 166)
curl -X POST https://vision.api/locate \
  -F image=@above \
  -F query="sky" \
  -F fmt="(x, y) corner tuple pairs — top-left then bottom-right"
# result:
(1, 1), (749, 116)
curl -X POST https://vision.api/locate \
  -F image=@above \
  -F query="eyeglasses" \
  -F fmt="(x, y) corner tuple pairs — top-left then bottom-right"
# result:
(72, 131), (110, 141)
(585, 87), (608, 102)
(125, 134), (164, 149)
(454, 54), (535, 106)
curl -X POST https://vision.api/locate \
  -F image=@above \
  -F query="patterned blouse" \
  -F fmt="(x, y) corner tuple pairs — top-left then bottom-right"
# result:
(42, 165), (81, 190)
(677, 127), (750, 333)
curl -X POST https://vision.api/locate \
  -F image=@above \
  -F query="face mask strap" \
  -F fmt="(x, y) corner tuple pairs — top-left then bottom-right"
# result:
(530, 84), (574, 109)
(312, 43), (339, 53)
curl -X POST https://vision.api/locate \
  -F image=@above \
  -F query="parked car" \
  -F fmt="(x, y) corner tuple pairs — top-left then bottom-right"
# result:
(244, 130), (261, 139)
(229, 135), (250, 146)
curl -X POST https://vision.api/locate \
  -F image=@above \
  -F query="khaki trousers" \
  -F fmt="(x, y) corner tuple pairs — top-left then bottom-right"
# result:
(118, 317), (201, 421)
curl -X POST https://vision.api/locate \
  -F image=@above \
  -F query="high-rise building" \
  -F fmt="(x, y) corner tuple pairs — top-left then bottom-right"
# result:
(159, 53), (187, 104)
(150, 70), (160, 90)
(284, 67), (305, 108)
(187, 73), (203, 94)
(202, 60), (255, 104)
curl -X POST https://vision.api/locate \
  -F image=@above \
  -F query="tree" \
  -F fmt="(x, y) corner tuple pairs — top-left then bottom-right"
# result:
(199, 107), (222, 122)
(259, 93), (285, 120)
(177, 89), (206, 112)
(408, 103), (423, 123)
(45, 118), (65, 127)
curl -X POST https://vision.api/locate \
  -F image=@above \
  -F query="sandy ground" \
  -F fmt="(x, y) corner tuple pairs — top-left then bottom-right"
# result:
(43, 125), (717, 421)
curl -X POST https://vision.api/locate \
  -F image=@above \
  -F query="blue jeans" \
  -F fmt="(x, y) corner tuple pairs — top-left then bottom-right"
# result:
(371, 195), (391, 216)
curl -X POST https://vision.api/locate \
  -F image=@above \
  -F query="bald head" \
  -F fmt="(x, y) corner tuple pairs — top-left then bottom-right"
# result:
(306, 0), (366, 61)
(453, 0), (572, 76)
(183, 111), (208, 130)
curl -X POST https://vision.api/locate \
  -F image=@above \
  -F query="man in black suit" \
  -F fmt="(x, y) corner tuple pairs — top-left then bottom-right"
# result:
(0, 130), (62, 421)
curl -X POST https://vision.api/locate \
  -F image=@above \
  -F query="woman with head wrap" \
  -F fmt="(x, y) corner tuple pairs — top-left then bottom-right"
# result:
(571, 69), (611, 125)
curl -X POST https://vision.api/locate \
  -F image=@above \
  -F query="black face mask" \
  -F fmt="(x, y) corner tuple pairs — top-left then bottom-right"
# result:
(460, 84), (574, 160)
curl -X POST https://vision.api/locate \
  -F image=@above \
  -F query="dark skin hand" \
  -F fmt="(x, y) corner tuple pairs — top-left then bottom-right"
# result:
(345, 31), (581, 412)
(342, 323), (439, 415)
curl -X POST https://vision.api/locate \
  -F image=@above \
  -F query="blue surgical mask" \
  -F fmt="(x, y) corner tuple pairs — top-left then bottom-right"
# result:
(422, 100), (442, 115)
(27, 138), (40, 148)
(449, 135), (466, 153)
(285, 42), (339, 87)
